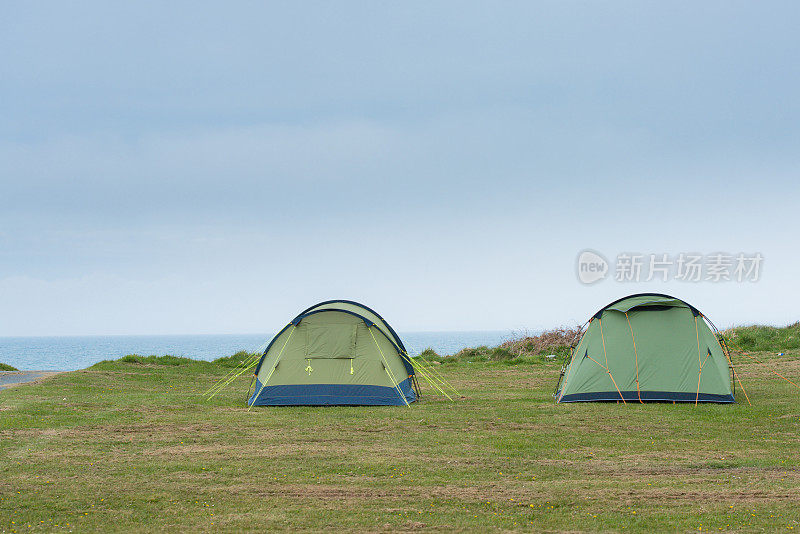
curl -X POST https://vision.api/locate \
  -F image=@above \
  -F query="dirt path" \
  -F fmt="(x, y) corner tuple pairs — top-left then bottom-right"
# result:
(0, 371), (63, 390)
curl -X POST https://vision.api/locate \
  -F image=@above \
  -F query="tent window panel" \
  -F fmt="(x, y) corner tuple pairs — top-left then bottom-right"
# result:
(305, 324), (357, 359)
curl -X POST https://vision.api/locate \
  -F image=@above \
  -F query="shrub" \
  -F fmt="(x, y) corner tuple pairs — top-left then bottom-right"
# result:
(499, 326), (582, 359)
(411, 328), (583, 366)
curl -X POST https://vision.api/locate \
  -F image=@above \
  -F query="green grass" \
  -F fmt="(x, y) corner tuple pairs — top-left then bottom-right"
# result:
(0, 362), (19, 371)
(2, 347), (800, 532)
(724, 322), (800, 352)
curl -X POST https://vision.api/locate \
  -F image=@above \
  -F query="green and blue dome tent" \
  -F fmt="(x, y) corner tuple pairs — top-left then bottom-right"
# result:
(248, 300), (418, 406)
(555, 293), (736, 404)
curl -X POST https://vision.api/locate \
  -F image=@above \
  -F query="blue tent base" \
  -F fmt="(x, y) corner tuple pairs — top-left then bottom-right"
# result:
(556, 390), (736, 403)
(249, 378), (417, 406)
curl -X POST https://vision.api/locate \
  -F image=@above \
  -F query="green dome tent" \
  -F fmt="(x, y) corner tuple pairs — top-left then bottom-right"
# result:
(248, 300), (419, 406)
(555, 293), (736, 404)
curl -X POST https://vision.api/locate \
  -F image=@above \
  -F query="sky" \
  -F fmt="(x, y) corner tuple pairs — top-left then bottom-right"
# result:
(1, 1), (799, 336)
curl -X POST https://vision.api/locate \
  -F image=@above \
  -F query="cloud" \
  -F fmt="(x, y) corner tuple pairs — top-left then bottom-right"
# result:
(1, 2), (799, 335)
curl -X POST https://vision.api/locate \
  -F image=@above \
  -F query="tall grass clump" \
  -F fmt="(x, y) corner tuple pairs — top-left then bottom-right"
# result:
(212, 351), (260, 368)
(89, 351), (263, 371)
(118, 354), (198, 365)
(723, 322), (800, 352)
(90, 354), (201, 368)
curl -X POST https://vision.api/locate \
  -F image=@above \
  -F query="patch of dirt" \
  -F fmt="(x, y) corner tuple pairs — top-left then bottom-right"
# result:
(252, 484), (407, 500)
(427, 484), (530, 501)
(144, 442), (283, 459)
(619, 487), (800, 504)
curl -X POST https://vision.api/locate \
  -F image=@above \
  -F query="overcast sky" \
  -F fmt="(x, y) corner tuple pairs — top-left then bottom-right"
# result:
(1, 1), (799, 336)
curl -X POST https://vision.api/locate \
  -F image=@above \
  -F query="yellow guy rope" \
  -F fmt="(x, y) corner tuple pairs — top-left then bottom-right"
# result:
(206, 356), (260, 400)
(404, 351), (456, 398)
(248, 325), (296, 411)
(410, 352), (459, 396)
(206, 351), (264, 397)
(368, 326), (410, 407)
(600, 317), (608, 368)
(403, 354), (453, 401)
(204, 352), (261, 397)
(205, 353), (257, 394)
(415, 352), (458, 394)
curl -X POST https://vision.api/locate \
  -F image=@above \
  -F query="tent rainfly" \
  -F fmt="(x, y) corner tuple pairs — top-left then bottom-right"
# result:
(248, 300), (419, 406)
(555, 293), (736, 404)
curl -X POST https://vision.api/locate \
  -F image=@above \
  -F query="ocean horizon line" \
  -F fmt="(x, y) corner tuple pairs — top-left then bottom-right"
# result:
(0, 328), (517, 340)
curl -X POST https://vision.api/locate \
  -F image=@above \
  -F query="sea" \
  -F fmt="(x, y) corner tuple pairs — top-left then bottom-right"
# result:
(0, 331), (514, 371)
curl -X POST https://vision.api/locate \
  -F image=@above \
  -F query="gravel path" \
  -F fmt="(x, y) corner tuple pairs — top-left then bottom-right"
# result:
(0, 371), (62, 390)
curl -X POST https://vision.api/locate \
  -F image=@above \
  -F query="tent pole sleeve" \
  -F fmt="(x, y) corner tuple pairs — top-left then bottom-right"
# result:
(694, 316), (703, 406)
(599, 317), (609, 369)
(624, 313), (643, 404)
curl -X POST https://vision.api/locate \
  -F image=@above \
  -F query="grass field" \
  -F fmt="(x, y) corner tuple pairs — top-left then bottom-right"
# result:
(1, 348), (800, 532)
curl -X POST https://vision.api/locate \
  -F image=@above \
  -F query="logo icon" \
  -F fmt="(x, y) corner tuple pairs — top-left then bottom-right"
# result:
(577, 249), (609, 284)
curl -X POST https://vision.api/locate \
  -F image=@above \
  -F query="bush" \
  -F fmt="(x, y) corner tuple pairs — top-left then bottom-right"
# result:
(413, 329), (582, 366)
(451, 346), (518, 362)
(499, 326), (582, 359)
(0, 362), (19, 371)
(416, 348), (441, 359)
